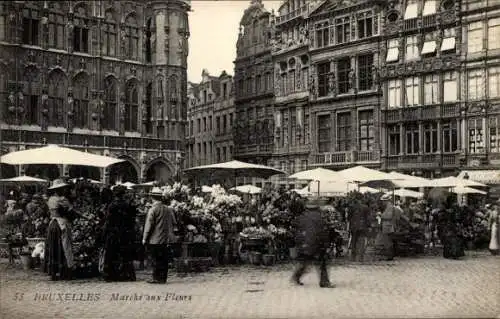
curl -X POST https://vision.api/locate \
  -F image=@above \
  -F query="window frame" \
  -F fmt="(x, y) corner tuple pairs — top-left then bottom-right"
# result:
(358, 54), (373, 91)
(358, 110), (374, 151)
(336, 112), (351, 152)
(405, 76), (420, 107)
(22, 8), (40, 46)
(337, 57), (351, 95)
(317, 114), (331, 153)
(335, 16), (350, 44)
(424, 74), (439, 105)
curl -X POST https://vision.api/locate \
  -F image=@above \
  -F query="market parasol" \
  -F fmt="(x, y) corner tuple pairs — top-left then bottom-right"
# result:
(183, 160), (285, 179)
(119, 181), (136, 189)
(0, 175), (49, 184)
(431, 176), (487, 188)
(338, 166), (399, 183)
(230, 184), (262, 194)
(386, 171), (433, 188)
(391, 188), (424, 199)
(304, 180), (379, 197)
(452, 186), (487, 195)
(289, 167), (344, 182)
(0, 144), (124, 168)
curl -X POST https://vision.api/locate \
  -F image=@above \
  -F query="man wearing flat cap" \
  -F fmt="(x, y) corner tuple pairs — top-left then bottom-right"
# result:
(292, 197), (333, 288)
(142, 187), (176, 284)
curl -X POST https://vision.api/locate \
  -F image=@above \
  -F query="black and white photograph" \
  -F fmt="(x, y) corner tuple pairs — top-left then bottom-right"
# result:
(0, 0), (499, 318)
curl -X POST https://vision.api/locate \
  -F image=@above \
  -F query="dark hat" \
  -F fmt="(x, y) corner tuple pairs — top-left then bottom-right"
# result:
(112, 185), (127, 196)
(48, 179), (70, 190)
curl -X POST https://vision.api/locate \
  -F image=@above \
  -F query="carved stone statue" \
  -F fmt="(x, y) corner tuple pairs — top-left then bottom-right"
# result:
(308, 75), (316, 95)
(348, 68), (355, 89)
(328, 72), (335, 94)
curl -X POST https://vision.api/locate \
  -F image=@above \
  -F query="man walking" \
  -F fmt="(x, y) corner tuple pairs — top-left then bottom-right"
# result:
(292, 197), (334, 288)
(143, 187), (176, 284)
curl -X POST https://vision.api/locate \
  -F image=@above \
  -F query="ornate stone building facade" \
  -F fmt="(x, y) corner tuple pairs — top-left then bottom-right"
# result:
(379, 0), (500, 178)
(0, 0), (190, 184)
(307, 0), (383, 171)
(270, 0), (314, 188)
(186, 69), (234, 169)
(233, 0), (274, 187)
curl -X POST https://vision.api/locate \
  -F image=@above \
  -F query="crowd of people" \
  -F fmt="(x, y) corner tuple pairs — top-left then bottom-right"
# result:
(1, 177), (499, 287)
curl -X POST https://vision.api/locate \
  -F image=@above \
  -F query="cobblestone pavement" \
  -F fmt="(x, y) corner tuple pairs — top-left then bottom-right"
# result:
(1, 252), (499, 319)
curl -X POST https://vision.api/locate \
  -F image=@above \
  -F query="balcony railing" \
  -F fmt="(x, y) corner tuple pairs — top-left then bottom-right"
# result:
(383, 104), (460, 122)
(1, 129), (181, 151)
(385, 153), (460, 169)
(275, 4), (309, 24)
(313, 150), (380, 166)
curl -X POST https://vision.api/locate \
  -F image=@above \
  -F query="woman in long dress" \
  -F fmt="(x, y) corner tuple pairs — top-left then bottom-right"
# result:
(101, 185), (137, 281)
(489, 203), (499, 255)
(44, 179), (76, 281)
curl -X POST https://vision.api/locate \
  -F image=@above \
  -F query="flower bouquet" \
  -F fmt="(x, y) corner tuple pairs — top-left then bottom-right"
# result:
(72, 211), (101, 277)
(240, 226), (273, 240)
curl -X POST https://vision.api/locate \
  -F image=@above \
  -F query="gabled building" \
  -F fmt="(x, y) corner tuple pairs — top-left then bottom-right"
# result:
(186, 69), (234, 169)
(233, 0), (275, 187)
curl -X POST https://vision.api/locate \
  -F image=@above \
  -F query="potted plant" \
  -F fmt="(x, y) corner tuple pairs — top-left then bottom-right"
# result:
(19, 247), (33, 270)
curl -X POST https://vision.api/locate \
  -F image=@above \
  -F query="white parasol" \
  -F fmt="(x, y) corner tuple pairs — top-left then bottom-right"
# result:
(0, 144), (124, 168)
(289, 167), (344, 182)
(452, 186), (487, 195)
(230, 184), (262, 194)
(431, 176), (487, 188)
(0, 175), (49, 183)
(391, 188), (424, 199)
(184, 160), (285, 179)
(387, 171), (433, 188)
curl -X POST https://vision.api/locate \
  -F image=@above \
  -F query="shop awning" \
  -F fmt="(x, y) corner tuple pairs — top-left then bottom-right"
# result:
(404, 3), (419, 19)
(386, 47), (399, 62)
(457, 170), (500, 185)
(423, 0), (437, 16)
(421, 40), (437, 54)
(441, 37), (456, 51)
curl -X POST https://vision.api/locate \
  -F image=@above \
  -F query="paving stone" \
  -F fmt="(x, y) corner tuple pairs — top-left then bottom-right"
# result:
(0, 253), (499, 319)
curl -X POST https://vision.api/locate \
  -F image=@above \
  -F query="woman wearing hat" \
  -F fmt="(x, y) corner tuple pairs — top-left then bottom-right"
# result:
(488, 201), (500, 255)
(43, 179), (85, 280)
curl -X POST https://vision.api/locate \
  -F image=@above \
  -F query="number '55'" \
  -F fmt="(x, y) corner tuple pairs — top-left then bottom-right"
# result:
(14, 293), (24, 301)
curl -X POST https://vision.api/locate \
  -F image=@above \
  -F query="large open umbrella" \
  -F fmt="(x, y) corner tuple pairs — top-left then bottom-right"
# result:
(0, 175), (49, 184)
(452, 186), (487, 195)
(230, 184), (262, 194)
(391, 188), (424, 199)
(0, 144), (124, 168)
(387, 171), (433, 188)
(304, 180), (379, 197)
(338, 166), (399, 183)
(184, 160), (285, 180)
(289, 167), (344, 181)
(432, 176), (487, 188)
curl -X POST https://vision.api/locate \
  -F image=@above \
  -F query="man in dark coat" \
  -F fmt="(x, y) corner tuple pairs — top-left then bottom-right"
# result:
(292, 197), (333, 288)
(349, 200), (371, 262)
(143, 187), (177, 284)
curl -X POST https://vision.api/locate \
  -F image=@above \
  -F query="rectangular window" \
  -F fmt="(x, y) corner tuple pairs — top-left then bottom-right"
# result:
(337, 57), (351, 94)
(468, 69), (485, 100)
(424, 123), (438, 153)
(386, 39), (399, 63)
(489, 116), (500, 153)
(281, 73), (287, 96)
(73, 26), (89, 53)
(468, 21), (484, 53)
(223, 115), (227, 134)
(405, 76), (420, 106)
(404, 2), (419, 20)
(197, 118), (201, 133)
(424, 74), (438, 105)
(216, 148), (221, 162)
(22, 16), (40, 45)
(256, 75), (261, 93)
(0, 13), (5, 41)
(405, 35), (419, 61)
(442, 121), (458, 153)
(422, 0), (437, 16)
(26, 95), (38, 125)
(337, 112), (351, 151)
(317, 115), (331, 153)
(315, 22), (329, 48)
(216, 116), (220, 134)
(317, 61), (330, 97)
(335, 17), (350, 44)
(405, 124), (420, 154)
(289, 70), (295, 93)
(359, 110), (374, 151)
(290, 113), (296, 146)
(488, 66), (500, 98)
(203, 117), (207, 131)
(103, 22), (117, 56)
(388, 125), (401, 155)
(357, 11), (373, 39)
(358, 54), (373, 91)
(488, 18), (500, 50)
(469, 118), (484, 153)
(443, 71), (457, 102)
(48, 14), (65, 49)
(208, 115), (212, 131)
(388, 79), (402, 108)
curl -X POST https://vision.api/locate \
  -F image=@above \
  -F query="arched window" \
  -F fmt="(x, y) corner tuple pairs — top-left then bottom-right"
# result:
(124, 14), (139, 60)
(73, 4), (89, 53)
(145, 18), (152, 63)
(48, 1), (65, 49)
(23, 67), (40, 125)
(125, 80), (138, 131)
(48, 70), (66, 127)
(73, 73), (89, 128)
(102, 9), (117, 56)
(103, 76), (117, 130)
